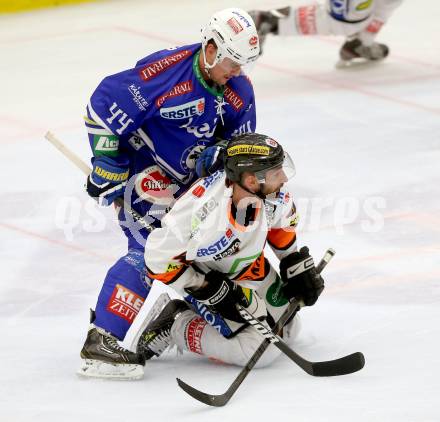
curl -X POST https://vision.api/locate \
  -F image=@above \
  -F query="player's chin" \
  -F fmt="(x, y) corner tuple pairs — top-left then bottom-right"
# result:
(220, 75), (233, 84)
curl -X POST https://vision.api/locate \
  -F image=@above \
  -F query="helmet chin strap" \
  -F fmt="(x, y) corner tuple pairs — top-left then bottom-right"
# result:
(237, 180), (280, 207)
(237, 181), (267, 201)
(201, 44), (220, 76)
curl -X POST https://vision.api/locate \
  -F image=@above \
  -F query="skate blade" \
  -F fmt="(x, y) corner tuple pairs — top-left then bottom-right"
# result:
(335, 58), (385, 70)
(77, 359), (144, 380)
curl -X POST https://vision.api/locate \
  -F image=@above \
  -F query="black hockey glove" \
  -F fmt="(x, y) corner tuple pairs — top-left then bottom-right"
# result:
(186, 270), (249, 322)
(279, 247), (324, 306)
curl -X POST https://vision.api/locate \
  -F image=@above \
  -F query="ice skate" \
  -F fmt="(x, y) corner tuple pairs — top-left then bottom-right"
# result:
(337, 37), (389, 69)
(137, 299), (190, 360)
(78, 311), (145, 380)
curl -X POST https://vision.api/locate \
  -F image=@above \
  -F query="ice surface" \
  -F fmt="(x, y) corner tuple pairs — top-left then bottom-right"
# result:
(1, 1), (439, 421)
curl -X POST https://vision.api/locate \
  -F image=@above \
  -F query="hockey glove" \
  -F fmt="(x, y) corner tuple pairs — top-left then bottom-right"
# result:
(186, 270), (249, 322)
(86, 155), (129, 206)
(195, 142), (226, 178)
(279, 246), (324, 306)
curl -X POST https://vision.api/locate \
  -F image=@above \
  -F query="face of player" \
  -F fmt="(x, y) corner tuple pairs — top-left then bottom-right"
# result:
(259, 166), (288, 196)
(204, 44), (242, 85)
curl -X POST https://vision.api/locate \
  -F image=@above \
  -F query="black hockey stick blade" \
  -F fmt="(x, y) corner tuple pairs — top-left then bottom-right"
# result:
(311, 351), (365, 377)
(177, 378), (230, 407)
(177, 336), (271, 407)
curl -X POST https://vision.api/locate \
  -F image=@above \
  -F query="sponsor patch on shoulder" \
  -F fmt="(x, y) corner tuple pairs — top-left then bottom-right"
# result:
(139, 50), (192, 82)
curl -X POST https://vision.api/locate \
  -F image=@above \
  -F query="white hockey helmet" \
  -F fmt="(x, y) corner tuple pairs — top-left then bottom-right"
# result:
(201, 8), (260, 70)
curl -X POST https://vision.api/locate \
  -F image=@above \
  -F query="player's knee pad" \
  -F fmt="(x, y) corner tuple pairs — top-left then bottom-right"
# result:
(94, 250), (151, 339)
(235, 325), (281, 368)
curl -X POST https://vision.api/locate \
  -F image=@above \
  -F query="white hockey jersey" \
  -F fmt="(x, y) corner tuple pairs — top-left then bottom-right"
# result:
(144, 170), (298, 294)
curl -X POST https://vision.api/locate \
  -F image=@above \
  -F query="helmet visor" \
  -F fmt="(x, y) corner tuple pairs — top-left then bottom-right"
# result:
(216, 57), (242, 73)
(255, 152), (296, 184)
(215, 50), (259, 75)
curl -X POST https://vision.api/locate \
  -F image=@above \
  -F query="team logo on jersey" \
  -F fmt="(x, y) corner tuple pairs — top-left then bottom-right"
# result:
(227, 144), (270, 156)
(135, 165), (174, 205)
(155, 80), (193, 107)
(160, 98), (205, 120)
(224, 86), (244, 111)
(227, 17), (243, 34)
(139, 50), (192, 81)
(180, 142), (206, 172)
(93, 135), (119, 157)
(107, 284), (144, 323)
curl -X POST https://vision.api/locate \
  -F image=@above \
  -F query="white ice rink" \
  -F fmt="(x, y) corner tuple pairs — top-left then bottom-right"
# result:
(1, 0), (439, 420)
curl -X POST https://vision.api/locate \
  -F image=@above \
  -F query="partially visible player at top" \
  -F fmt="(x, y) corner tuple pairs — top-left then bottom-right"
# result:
(78, 8), (261, 380)
(249, 0), (403, 67)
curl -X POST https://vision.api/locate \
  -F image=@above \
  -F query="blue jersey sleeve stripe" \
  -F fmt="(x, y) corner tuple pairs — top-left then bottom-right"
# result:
(87, 102), (114, 134)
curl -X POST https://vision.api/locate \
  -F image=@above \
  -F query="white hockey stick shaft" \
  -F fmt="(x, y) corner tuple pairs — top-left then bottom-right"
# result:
(44, 131), (155, 231)
(45, 131), (92, 175)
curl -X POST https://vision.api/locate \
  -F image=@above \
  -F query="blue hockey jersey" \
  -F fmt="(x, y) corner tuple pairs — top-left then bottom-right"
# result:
(84, 43), (256, 231)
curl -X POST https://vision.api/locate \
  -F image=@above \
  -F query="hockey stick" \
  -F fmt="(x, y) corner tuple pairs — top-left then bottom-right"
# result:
(177, 249), (364, 406)
(191, 250), (363, 376)
(44, 131), (155, 232)
(237, 304), (365, 377)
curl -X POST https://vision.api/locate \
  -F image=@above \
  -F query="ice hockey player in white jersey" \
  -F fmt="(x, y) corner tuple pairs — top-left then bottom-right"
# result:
(139, 133), (325, 366)
(249, 0), (403, 66)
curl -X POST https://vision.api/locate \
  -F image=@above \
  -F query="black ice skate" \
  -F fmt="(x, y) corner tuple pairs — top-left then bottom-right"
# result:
(78, 310), (145, 380)
(248, 7), (290, 52)
(337, 37), (389, 68)
(137, 299), (190, 360)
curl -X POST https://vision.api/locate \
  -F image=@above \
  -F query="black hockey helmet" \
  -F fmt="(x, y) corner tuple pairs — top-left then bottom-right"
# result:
(224, 133), (294, 183)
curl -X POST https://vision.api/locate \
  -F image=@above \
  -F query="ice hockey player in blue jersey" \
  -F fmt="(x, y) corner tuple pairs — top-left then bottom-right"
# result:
(78, 8), (261, 380)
